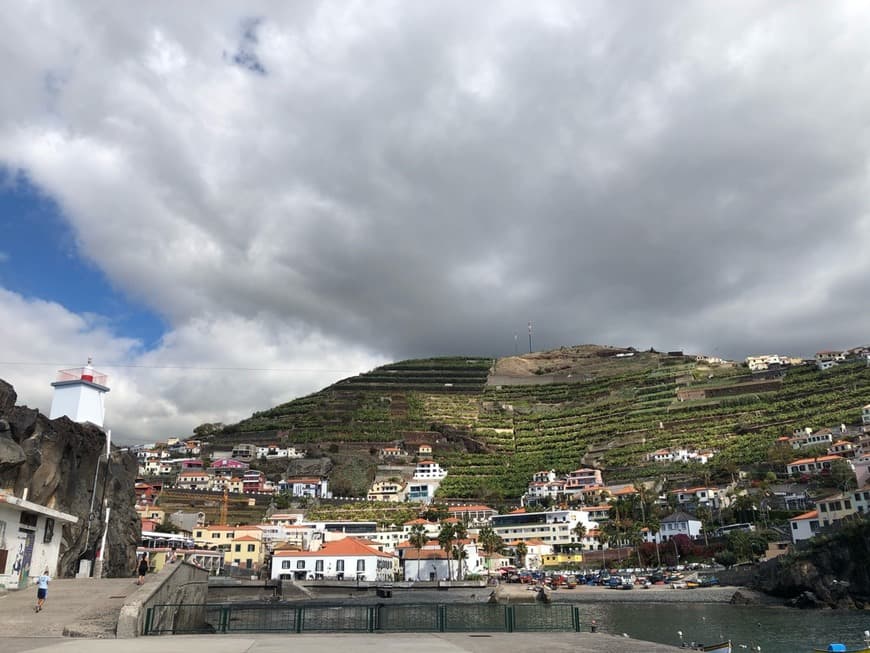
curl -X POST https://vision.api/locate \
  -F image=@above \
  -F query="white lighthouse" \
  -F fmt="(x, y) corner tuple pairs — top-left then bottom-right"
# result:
(49, 358), (110, 428)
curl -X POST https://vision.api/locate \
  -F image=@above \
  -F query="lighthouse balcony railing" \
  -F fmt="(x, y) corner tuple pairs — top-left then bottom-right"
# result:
(56, 367), (108, 385)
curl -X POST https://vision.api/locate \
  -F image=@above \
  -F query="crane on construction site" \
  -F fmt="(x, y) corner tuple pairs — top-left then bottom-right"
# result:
(219, 486), (229, 526)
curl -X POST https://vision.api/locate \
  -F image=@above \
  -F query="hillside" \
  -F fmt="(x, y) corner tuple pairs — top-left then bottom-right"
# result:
(207, 346), (870, 500)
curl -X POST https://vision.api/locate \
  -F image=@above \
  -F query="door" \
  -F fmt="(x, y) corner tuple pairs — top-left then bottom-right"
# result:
(14, 529), (36, 589)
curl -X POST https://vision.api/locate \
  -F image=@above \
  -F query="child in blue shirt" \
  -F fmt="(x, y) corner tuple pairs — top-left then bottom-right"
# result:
(35, 569), (50, 612)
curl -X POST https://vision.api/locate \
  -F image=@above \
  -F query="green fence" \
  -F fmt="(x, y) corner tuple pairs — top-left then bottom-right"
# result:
(143, 602), (582, 635)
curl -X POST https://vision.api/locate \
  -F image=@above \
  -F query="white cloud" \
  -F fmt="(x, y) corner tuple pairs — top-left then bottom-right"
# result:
(2, 2), (870, 440)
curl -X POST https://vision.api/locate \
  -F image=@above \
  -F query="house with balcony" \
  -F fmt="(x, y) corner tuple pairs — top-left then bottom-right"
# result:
(565, 468), (604, 490)
(490, 509), (597, 548)
(447, 505), (497, 525)
(281, 476), (330, 498)
(532, 470), (556, 483)
(367, 479), (407, 502)
(669, 486), (730, 511)
(175, 470), (214, 490)
(242, 470), (265, 493)
(413, 460), (447, 480)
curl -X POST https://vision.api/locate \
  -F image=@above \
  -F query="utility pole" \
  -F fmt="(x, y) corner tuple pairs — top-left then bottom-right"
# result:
(528, 321), (533, 354)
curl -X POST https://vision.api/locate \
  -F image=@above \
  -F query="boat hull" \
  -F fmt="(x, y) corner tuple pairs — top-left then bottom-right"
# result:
(700, 642), (731, 653)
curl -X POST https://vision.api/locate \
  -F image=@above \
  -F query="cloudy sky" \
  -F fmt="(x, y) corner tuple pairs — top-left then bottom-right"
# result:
(2, 1), (869, 444)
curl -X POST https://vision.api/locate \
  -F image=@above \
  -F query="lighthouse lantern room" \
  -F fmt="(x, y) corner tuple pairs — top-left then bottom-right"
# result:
(49, 358), (110, 428)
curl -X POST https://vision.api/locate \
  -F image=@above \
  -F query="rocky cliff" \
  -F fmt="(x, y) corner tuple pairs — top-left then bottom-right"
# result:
(0, 379), (139, 578)
(726, 521), (870, 609)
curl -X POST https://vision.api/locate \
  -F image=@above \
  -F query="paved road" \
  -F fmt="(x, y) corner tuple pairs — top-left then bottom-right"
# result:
(0, 632), (686, 653)
(0, 577), (146, 637)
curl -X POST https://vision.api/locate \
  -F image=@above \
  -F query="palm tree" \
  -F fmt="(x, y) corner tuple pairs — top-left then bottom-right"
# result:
(478, 526), (504, 555)
(438, 522), (456, 580)
(646, 516), (662, 568)
(572, 522), (587, 551)
(514, 541), (528, 569)
(452, 543), (468, 580)
(408, 523), (428, 581)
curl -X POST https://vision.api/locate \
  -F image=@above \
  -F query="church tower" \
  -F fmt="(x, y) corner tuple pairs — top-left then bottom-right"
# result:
(49, 358), (110, 428)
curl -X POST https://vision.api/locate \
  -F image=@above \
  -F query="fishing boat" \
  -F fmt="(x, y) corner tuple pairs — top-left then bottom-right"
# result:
(698, 641), (731, 653)
(813, 632), (870, 653)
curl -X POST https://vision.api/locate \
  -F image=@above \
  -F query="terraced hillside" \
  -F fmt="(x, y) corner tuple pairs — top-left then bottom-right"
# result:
(211, 347), (870, 501)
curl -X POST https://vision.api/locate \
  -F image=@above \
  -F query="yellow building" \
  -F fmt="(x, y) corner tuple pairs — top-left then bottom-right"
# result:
(193, 525), (236, 550)
(541, 552), (584, 568)
(225, 531), (266, 571)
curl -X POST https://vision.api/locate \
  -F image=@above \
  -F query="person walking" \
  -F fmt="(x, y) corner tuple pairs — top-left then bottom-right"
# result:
(137, 553), (149, 585)
(35, 569), (50, 612)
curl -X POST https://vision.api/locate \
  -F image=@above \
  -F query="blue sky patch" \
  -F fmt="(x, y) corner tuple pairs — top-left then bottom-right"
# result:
(0, 169), (166, 348)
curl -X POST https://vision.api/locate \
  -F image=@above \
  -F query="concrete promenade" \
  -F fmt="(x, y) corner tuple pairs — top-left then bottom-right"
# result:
(0, 632), (686, 653)
(0, 577), (144, 638)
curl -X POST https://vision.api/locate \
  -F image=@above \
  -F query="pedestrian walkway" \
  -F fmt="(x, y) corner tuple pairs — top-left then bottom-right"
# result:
(0, 577), (144, 638)
(0, 632), (685, 653)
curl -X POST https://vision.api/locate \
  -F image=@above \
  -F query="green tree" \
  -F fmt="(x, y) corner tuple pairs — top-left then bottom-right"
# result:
(514, 541), (528, 568)
(409, 524), (428, 581)
(478, 526), (504, 555)
(572, 522), (587, 550)
(438, 522), (457, 580)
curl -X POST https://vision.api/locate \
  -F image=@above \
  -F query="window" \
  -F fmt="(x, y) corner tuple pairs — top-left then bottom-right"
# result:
(791, 522), (797, 530)
(282, 561), (291, 569)
(357, 560), (365, 573)
(315, 560), (324, 572)
(297, 561), (305, 569)
(844, 500), (852, 509)
(235, 544), (241, 552)
(43, 518), (54, 544)
(820, 504), (828, 512)
(247, 544), (256, 552)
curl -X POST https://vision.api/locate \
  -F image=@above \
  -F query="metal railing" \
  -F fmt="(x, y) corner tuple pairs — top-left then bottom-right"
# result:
(143, 602), (582, 635)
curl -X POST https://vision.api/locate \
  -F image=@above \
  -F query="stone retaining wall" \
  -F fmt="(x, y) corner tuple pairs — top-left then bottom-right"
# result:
(116, 560), (209, 637)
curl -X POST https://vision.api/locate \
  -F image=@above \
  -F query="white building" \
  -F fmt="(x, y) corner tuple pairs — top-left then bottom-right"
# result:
(0, 492), (79, 590)
(270, 537), (396, 582)
(656, 511), (702, 543)
(789, 510), (821, 543)
(413, 461), (448, 480)
(490, 509), (597, 547)
(48, 361), (110, 428)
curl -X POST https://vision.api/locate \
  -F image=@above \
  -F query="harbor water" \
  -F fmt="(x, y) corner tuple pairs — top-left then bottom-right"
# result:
(574, 601), (870, 653)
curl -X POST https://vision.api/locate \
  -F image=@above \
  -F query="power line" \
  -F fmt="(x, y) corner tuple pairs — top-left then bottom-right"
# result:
(0, 361), (363, 373)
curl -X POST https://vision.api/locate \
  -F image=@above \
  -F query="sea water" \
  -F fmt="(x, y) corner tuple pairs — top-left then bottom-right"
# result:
(574, 601), (870, 653)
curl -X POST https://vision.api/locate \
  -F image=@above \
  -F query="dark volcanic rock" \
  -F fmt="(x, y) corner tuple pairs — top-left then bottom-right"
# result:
(0, 379), (139, 578)
(740, 521), (870, 609)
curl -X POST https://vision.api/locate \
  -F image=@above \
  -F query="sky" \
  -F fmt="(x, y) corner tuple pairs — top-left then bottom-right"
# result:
(1, 1), (870, 444)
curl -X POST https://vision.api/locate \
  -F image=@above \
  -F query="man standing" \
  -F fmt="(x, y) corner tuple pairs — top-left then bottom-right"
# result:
(35, 569), (50, 612)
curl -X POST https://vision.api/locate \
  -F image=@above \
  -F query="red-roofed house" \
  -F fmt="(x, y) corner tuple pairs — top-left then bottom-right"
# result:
(789, 510), (820, 543)
(270, 537), (396, 582)
(786, 455), (847, 477)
